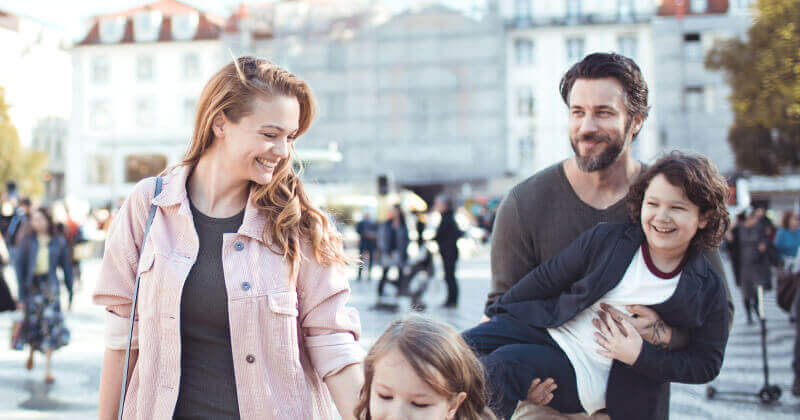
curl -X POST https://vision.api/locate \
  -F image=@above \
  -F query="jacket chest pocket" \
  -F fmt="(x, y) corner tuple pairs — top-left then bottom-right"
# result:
(264, 290), (301, 362)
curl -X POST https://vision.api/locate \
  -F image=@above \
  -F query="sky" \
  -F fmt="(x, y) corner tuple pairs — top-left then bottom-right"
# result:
(0, 0), (482, 41)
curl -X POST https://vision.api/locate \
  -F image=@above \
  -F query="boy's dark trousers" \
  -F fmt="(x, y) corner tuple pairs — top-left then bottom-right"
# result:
(462, 314), (584, 419)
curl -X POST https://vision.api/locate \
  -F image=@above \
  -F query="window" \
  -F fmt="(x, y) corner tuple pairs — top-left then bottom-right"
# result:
(617, 36), (637, 59)
(514, 0), (531, 20)
(618, 0), (635, 20)
(136, 98), (155, 127)
(517, 87), (534, 117)
(92, 56), (110, 84)
(183, 53), (200, 79)
(328, 42), (345, 71)
(137, 55), (154, 81)
(519, 136), (534, 165)
(90, 100), (112, 130)
(684, 87), (704, 112)
(566, 38), (585, 62)
(514, 39), (534, 65)
(125, 154), (167, 183)
(87, 154), (111, 185)
(566, 0), (582, 22)
(183, 98), (196, 127)
(683, 32), (703, 60)
(327, 94), (347, 120)
(690, 0), (708, 14)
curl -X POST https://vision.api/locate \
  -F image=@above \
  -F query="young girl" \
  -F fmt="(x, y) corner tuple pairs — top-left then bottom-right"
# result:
(356, 315), (494, 420)
(463, 151), (731, 420)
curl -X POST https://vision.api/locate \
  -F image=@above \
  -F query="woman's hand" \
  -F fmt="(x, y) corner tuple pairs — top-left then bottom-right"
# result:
(526, 377), (557, 406)
(593, 310), (643, 366)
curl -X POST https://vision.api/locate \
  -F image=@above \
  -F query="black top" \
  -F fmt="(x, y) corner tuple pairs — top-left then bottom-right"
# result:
(173, 200), (245, 420)
(488, 223), (730, 420)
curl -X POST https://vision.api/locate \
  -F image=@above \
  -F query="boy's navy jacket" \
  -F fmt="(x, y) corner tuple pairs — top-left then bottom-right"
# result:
(486, 222), (730, 420)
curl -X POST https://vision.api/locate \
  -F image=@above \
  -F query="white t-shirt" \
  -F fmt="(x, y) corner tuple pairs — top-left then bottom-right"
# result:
(547, 246), (681, 415)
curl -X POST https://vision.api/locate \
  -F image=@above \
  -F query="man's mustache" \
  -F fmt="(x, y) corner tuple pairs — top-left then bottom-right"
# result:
(577, 133), (611, 144)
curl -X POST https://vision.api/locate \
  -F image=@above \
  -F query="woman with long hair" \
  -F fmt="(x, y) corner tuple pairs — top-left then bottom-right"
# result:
(16, 207), (72, 384)
(94, 57), (364, 419)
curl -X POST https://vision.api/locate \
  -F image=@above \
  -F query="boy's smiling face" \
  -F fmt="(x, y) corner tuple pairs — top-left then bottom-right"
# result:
(641, 174), (708, 259)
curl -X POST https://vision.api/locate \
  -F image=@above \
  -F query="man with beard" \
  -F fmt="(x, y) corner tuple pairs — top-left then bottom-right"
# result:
(481, 53), (732, 419)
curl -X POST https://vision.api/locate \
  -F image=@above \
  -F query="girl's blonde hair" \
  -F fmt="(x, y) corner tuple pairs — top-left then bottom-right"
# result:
(355, 315), (494, 420)
(174, 56), (347, 282)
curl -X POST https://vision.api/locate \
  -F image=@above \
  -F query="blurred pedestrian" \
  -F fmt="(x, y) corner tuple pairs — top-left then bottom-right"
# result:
(377, 204), (409, 301)
(414, 210), (427, 249)
(92, 57), (363, 419)
(775, 210), (800, 262)
(435, 196), (463, 308)
(356, 210), (378, 282)
(0, 234), (15, 312)
(725, 212), (747, 288)
(15, 207), (72, 384)
(738, 208), (775, 324)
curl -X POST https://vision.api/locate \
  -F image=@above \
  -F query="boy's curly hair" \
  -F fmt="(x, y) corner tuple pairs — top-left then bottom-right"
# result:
(626, 151), (730, 249)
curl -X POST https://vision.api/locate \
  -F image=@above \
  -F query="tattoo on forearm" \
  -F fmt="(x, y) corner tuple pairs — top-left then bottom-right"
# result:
(645, 320), (670, 349)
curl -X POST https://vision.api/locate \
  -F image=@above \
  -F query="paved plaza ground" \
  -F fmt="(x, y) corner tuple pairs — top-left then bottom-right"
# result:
(1, 244), (799, 419)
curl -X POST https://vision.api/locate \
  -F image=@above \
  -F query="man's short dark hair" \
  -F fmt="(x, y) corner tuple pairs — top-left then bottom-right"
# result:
(559, 53), (650, 124)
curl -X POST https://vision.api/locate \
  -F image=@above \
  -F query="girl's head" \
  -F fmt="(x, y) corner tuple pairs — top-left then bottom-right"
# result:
(178, 56), (346, 282)
(30, 207), (55, 237)
(627, 151), (730, 254)
(356, 316), (491, 420)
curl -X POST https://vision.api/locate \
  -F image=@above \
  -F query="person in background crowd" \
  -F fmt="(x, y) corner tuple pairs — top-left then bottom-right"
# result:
(725, 212), (747, 290)
(415, 210), (427, 249)
(355, 315), (495, 420)
(377, 204), (410, 301)
(435, 196), (463, 308)
(775, 211), (800, 262)
(0, 234), (15, 312)
(754, 206), (776, 241)
(356, 210), (378, 282)
(738, 208), (775, 324)
(15, 207), (72, 384)
(6, 197), (32, 286)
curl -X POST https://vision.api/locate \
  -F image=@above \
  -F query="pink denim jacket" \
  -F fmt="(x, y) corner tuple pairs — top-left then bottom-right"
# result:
(93, 167), (364, 419)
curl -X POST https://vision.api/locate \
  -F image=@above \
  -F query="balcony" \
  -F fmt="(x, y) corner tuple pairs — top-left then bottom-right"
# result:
(506, 12), (652, 29)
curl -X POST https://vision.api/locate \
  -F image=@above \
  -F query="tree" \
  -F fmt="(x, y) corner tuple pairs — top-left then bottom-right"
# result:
(705, 0), (800, 175)
(0, 85), (48, 197)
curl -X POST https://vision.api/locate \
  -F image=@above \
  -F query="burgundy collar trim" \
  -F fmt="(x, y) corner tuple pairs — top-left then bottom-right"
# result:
(641, 241), (687, 279)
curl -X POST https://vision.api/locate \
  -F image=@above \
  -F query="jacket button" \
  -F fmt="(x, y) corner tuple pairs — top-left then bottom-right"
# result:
(241, 281), (251, 291)
(246, 354), (255, 363)
(234, 241), (245, 251)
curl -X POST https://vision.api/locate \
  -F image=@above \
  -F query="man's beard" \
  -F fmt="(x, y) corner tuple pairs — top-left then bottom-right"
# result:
(570, 123), (631, 172)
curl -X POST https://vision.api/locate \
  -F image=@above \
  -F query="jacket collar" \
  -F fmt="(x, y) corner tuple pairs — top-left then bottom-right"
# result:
(150, 166), (270, 245)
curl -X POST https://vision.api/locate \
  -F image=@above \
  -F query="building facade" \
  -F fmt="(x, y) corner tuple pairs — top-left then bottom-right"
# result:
(67, 0), (229, 204)
(498, 0), (660, 176)
(31, 117), (68, 202)
(653, 0), (755, 174)
(248, 1), (507, 201)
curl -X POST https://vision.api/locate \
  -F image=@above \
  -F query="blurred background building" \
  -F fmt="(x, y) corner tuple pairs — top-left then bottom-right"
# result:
(4, 0), (754, 207)
(653, 0), (755, 174)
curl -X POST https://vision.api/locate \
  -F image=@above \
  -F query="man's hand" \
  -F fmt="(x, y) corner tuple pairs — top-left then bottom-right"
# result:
(593, 311), (642, 366)
(526, 378), (557, 406)
(599, 303), (672, 349)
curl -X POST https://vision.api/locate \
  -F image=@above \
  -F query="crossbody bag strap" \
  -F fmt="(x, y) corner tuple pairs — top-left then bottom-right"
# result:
(118, 176), (162, 420)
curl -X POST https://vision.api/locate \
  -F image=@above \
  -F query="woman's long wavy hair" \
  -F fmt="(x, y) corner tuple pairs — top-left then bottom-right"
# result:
(174, 56), (348, 283)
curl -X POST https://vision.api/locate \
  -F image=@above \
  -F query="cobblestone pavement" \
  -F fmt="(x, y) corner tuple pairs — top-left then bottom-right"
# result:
(1, 244), (798, 419)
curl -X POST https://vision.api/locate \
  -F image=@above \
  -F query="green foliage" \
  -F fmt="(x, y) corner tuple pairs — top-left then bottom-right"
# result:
(705, 0), (800, 174)
(0, 86), (49, 197)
